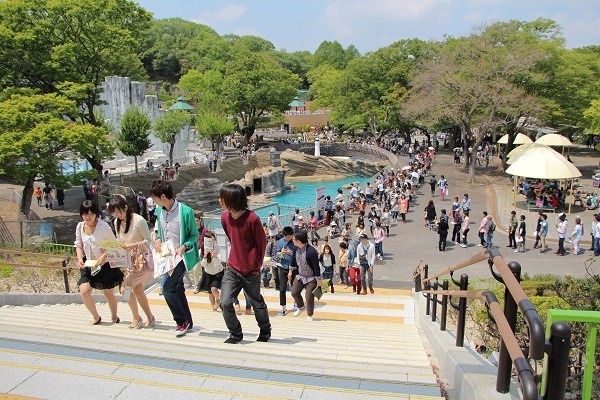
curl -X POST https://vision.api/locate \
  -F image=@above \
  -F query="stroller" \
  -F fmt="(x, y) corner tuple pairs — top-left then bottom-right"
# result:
(327, 222), (340, 238)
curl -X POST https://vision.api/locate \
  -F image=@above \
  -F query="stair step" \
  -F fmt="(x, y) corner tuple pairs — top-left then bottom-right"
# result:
(0, 297), (443, 399)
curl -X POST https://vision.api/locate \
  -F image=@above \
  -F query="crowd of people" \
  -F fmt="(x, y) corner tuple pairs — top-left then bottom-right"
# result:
(68, 133), (600, 345)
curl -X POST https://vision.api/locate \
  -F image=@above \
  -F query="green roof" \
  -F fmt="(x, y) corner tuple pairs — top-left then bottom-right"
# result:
(289, 96), (305, 108)
(168, 96), (195, 111)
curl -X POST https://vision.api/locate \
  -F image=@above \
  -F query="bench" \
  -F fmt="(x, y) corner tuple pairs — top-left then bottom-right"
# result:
(526, 204), (556, 213)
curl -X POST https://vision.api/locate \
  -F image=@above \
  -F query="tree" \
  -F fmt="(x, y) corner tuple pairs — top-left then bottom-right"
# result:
(115, 107), (152, 173)
(153, 111), (191, 165)
(0, 0), (151, 177)
(0, 93), (109, 216)
(313, 41), (359, 70)
(322, 39), (427, 143)
(405, 21), (553, 182)
(584, 99), (600, 134)
(196, 110), (234, 150)
(222, 51), (300, 143)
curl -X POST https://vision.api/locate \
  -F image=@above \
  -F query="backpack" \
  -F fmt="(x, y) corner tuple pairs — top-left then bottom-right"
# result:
(325, 200), (333, 212)
(268, 217), (277, 230)
(489, 221), (496, 233)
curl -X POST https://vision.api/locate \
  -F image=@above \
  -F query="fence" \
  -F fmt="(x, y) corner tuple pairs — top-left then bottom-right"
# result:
(416, 248), (576, 400)
(0, 218), (54, 247)
(0, 188), (41, 220)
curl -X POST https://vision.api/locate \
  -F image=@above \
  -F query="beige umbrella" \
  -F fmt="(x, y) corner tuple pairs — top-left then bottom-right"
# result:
(497, 133), (533, 144)
(506, 143), (550, 164)
(506, 147), (582, 213)
(535, 134), (573, 147)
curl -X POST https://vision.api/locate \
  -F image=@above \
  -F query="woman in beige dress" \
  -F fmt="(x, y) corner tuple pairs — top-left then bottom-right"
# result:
(108, 195), (155, 329)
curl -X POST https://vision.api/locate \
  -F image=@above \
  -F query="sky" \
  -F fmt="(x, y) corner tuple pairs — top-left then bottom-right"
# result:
(135, 0), (600, 54)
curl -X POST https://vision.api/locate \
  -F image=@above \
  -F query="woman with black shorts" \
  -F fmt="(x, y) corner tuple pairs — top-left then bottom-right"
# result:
(75, 200), (124, 325)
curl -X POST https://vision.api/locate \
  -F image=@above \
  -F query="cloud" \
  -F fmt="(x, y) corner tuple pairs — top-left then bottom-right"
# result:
(192, 3), (247, 24)
(323, 0), (447, 39)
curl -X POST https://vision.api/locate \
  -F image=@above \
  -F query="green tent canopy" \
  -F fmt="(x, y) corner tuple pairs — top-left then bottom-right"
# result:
(168, 97), (195, 111)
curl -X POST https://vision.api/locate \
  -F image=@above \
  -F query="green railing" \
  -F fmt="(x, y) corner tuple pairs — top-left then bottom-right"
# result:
(43, 242), (76, 256)
(542, 309), (600, 400)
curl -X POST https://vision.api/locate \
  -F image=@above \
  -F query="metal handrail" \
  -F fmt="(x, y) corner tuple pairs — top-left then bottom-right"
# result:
(423, 288), (539, 400)
(423, 248), (545, 361)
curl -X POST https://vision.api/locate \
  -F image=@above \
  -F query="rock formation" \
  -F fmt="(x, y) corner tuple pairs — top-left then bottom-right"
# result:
(279, 149), (382, 178)
(175, 178), (223, 212)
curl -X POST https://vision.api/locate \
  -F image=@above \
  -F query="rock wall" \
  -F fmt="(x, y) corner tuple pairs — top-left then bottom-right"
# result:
(280, 149), (382, 178)
(175, 178), (223, 212)
(98, 76), (197, 167)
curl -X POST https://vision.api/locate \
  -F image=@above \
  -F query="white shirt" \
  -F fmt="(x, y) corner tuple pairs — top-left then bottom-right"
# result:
(146, 196), (155, 211)
(75, 220), (116, 260)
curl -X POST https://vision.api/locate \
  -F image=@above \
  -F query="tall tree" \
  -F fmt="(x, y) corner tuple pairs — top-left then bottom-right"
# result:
(0, 0), (151, 177)
(196, 110), (234, 150)
(0, 93), (110, 216)
(115, 107), (152, 173)
(222, 51), (299, 143)
(324, 39), (427, 142)
(313, 41), (359, 70)
(405, 21), (552, 182)
(153, 111), (191, 165)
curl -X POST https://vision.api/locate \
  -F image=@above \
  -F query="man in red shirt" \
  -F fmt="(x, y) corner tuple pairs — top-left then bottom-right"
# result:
(219, 184), (271, 343)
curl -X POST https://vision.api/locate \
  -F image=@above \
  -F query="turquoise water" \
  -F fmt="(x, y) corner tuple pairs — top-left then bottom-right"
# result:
(274, 176), (370, 208)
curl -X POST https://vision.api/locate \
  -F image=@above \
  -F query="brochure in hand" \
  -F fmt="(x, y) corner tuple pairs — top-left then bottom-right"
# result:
(152, 240), (177, 278)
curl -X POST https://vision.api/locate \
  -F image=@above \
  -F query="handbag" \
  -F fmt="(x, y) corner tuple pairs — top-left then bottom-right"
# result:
(131, 243), (148, 272)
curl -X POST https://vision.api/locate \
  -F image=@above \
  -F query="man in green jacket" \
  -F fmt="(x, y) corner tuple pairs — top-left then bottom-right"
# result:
(150, 180), (200, 336)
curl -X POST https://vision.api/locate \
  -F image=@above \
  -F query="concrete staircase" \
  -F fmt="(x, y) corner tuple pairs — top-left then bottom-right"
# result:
(0, 287), (443, 400)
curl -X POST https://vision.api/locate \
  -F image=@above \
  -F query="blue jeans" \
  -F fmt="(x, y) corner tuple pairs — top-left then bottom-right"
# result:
(375, 242), (383, 257)
(163, 261), (192, 326)
(594, 237), (600, 256)
(220, 267), (271, 339)
(361, 264), (373, 289)
(486, 232), (493, 247)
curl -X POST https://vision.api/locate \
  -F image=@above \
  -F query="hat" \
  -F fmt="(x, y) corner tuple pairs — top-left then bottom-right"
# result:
(575, 214), (581, 219)
(358, 233), (368, 240)
(298, 216), (303, 220)
(269, 211), (274, 215)
(330, 222), (337, 226)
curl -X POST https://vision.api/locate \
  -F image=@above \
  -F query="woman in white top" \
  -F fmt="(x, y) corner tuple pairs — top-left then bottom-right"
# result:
(75, 200), (124, 325)
(108, 195), (155, 329)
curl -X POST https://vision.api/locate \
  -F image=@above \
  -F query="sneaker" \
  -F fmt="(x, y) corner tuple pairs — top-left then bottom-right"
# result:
(477, 244), (483, 247)
(306, 316), (313, 322)
(460, 244), (467, 248)
(293, 307), (305, 317)
(513, 249), (519, 253)
(276, 310), (287, 317)
(175, 321), (191, 337)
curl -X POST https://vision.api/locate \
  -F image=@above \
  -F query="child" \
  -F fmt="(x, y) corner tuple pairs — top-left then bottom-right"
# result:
(515, 215), (526, 253)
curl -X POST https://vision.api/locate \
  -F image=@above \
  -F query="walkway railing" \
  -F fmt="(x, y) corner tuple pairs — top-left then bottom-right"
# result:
(0, 248), (76, 293)
(415, 248), (571, 400)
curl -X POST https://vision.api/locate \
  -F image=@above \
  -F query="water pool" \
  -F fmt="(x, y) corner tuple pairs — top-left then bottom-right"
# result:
(273, 176), (370, 209)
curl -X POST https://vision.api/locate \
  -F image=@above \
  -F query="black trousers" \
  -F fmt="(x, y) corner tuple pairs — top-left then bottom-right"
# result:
(508, 231), (516, 248)
(277, 267), (295, 307)
(451, 224), (461, 242)
(439, 233), (447, 251)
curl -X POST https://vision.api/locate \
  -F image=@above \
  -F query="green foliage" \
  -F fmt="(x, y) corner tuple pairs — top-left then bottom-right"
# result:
(115, 107), (152, 173)
(0, 0), (152, 125)
(0, 265), (14, 279)
(222, 51), (300, 142)
(153, 111), (191, 164)
(312, 41), (360, 70)
(584, 99), (600, 135)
